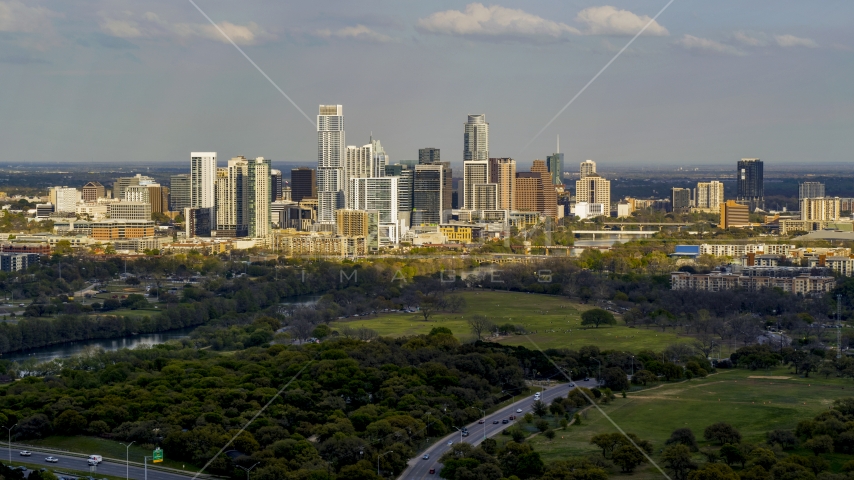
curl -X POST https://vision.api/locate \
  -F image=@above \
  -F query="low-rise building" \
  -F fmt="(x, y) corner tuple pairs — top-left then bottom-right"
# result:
(272, 229), (366, 257)
(91, 220), (155, 240)
(440, 224), (473, 243)
(671, 271), (835, 295)
(0, 252), (39, 272)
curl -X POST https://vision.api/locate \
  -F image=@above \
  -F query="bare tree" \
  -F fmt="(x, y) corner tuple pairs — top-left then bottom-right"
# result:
(467, 314), (495, 341)
(693, 332), (720, 358)
(290, 318), (315, 344)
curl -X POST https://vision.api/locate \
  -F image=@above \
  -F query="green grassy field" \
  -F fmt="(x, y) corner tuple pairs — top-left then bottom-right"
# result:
(25, 436), (197, 472)
(330, 291), (684, 352)
(524, 367), (851, 478)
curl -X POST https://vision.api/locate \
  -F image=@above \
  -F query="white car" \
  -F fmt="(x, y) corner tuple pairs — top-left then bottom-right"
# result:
(447, 441), (453, 446)
(423, 454), (429, 460)
(45, 457), (59, 463)
(19, 451), (31, 456)
(516, 408), (523, 413)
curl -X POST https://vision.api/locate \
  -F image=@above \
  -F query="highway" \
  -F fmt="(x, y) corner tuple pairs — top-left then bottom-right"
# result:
(400, 379), (598, 479)
(0, 445), (200, 480)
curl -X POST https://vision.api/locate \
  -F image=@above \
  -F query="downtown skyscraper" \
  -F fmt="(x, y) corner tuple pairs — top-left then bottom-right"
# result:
(462, 114), (495, 211)
(317, 105), (345, 225)
(737, 158), (764, 212)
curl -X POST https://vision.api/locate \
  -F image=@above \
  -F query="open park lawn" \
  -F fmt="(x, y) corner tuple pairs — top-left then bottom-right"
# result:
(527, 367), (851, 478)
(330, 290), (685, 352)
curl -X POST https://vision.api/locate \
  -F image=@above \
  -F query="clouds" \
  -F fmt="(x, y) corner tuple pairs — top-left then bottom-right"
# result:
(675, 35), (746, 56)
(97, 11), (274, 46)
(414, 3), (670, 43)
(0, 0), (57, 33)
(576, 6), (668, 37)
(415, 3), (580, 42)
(314, 25), (395, 43)
(733, 31), (818, 49)
(774, 34), (818, 48)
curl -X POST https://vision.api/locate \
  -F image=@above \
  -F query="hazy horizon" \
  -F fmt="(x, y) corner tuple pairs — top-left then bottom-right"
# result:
(1, 1), (852, 166)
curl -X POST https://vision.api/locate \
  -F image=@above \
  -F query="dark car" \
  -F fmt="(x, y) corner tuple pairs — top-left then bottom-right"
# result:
(502, 419), (509, 424)
(429, 468), (436, 474)
(584, 377), (590, 381)
(492, 420), (499, 424)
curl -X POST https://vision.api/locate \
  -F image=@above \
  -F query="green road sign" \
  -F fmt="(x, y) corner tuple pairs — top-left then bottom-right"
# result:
(153, 448), (163, 463)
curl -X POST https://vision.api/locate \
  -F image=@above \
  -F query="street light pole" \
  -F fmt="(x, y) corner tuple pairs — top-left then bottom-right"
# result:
(119, 441), (135, 480)
(235, 462), (260, 480)
(144, 456), (151, 480)
(453, 426), (463, 443)
(2, 424), (16, 466)
(378, 451), (393, 477)
(631, 356), (634, 377)
(479, 409), (486, 441)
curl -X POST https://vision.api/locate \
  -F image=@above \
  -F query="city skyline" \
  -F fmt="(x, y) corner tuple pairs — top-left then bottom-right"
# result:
(0, 1), (851, 166)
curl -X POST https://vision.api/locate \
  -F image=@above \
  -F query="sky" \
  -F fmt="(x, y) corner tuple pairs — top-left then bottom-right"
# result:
(1, 0), (852, 170)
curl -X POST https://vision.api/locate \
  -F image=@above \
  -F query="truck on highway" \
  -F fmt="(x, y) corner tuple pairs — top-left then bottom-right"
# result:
(87, 455), (103, 465)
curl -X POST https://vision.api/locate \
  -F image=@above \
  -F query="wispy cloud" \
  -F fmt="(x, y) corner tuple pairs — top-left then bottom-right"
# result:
(774, 34), (818, 48)
(416, 3), (581, 42)
(314, 24), (395, 43)
(732, 31), (767, 47)
(675, 34), (746, 56)
(0, 0), (57, 33)
(576, 6), (668, 36)
(98, 11), (274, 46)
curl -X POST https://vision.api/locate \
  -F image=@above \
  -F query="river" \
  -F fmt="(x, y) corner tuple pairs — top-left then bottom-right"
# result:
(1, 294), (325, 364)
(1, 326), (197, 364)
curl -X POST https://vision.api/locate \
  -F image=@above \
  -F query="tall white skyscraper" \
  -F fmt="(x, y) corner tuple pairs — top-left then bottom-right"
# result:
(464, 114), (489, 161)
(580, 160), (597, 179)
(191, 152), (217, 208)
(317, 105), (345, 225)
(49, 186), (81, 212)
(371, 137), (389, 177)
(345, 144), (374, 201)
(216, 157), (249, 237)
(696, 181), (725, 211)
(463, 161), (489, 210)
(248, 157), (271, 238)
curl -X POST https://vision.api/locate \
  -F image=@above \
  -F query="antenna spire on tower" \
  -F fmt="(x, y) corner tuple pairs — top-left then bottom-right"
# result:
(557, 135), (560, 154)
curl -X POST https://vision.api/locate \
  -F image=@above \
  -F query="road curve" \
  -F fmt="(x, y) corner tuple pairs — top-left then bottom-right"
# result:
(400, 380), (598, 479)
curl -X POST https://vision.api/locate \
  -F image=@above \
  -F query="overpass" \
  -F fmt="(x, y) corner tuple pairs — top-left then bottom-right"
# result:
(573, 230), (659, 239)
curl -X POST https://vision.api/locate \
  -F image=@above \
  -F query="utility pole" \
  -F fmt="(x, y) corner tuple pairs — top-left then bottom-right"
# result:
(378, 451), (393, 477)
(236, 462), (260, 480)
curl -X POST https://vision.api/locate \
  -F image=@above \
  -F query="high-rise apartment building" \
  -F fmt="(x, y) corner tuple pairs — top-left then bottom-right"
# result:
(169, 174), (192, 212)
(463, 161), (489, 210)
(49, 186), (81, 212)
(464, 115), (489, 162)
(546, 137), (564, 185)
(291, 167), (317, 202)
(737, 158), (764, 211)
(271, 169), (283, 202)
(336, 209), (369, 238)
(531, 160), (557, 218)
(801, 197), (841, 222)
(671, 188), (692, 212)
(413, 164), (447, 225)
(317, 105), (345, 225)
(248, 157), (271, 238)
(418, 148), (441, 165)
(696, 181), (725, 211)
(575, 174), (611, 212)
(386, 164), (414, 226)
(580, 160), (597, 179)
(191, 152), (217, 209)
(515, 173), (546, 215)
(489, 158), (516, 211)
(472, 183), (498, 211)
(82, 182), (105, 202)
(371, 137), (389, 177)
(344, 144), (374, 200)
(799, 182), (825, 203)
(216, 157), (248, 237)
(349, 177), (399, 223)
